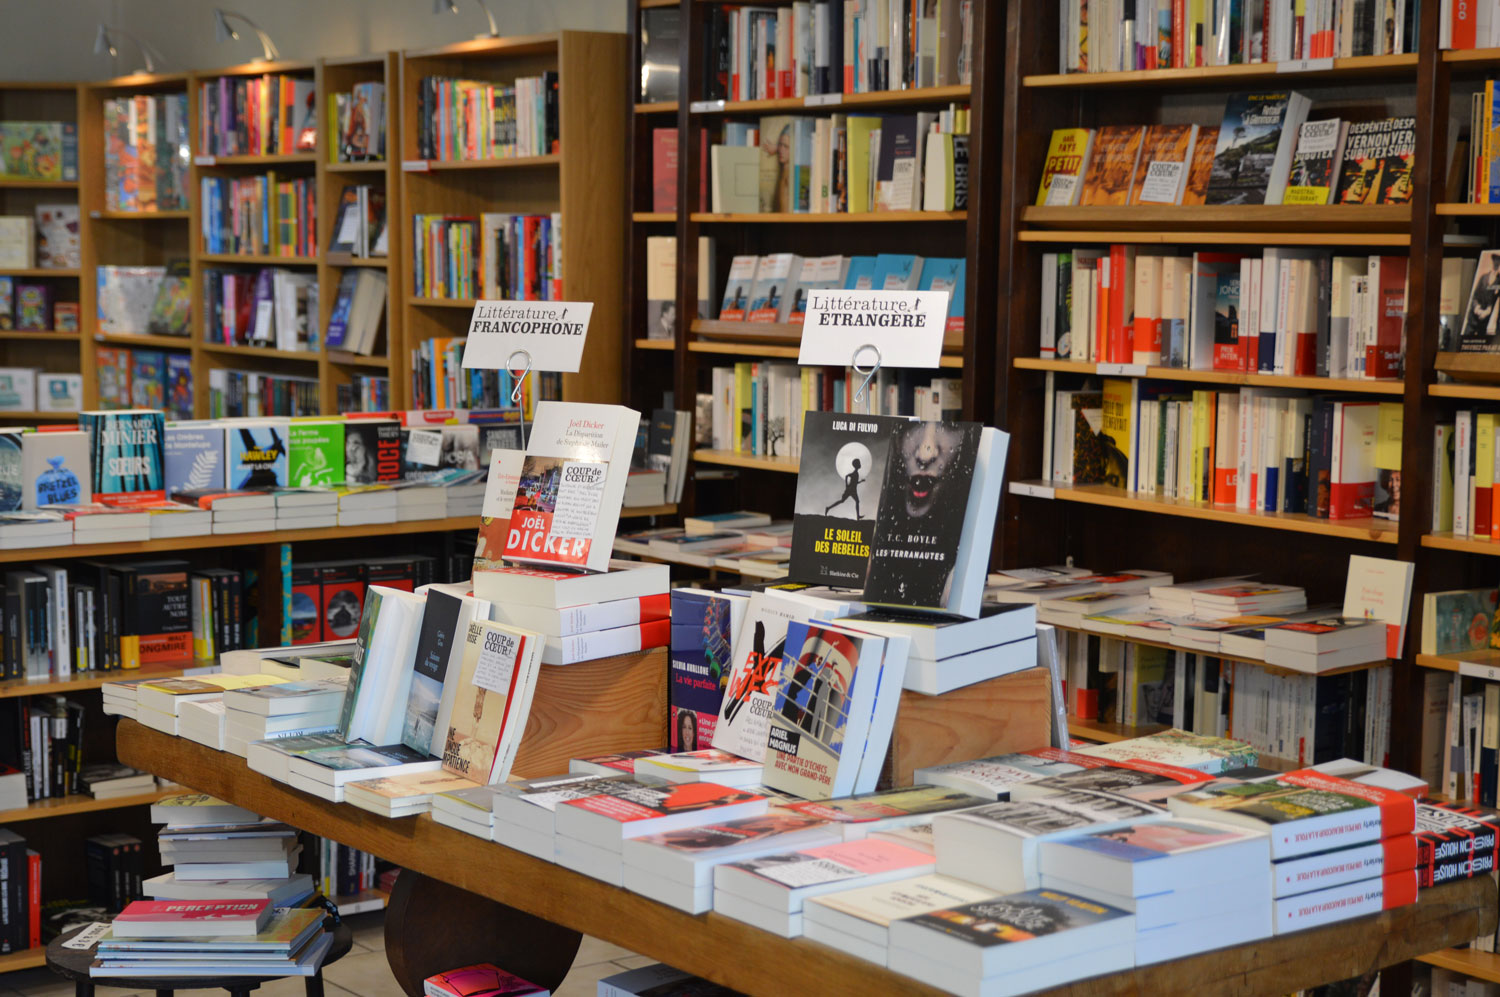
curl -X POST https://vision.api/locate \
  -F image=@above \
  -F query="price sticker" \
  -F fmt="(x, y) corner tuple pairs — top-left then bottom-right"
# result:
(804, 93), (843, 107)
(462, 300), (594, 373)
(472, 626), (521, 694)
(1009, 482), (1056, 500)
(1098, 363), (1147, 376)
(1460, 660), (1500, 682)
(1277, 58), (1333, 73)
(193, 155), (216, 166)
(401, 160), (431, 172)
(690, 99), (726, 113)
(797, 290), (949, 368)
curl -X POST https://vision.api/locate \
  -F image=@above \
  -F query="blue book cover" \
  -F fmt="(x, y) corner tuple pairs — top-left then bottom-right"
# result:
(166, 353), (193, 421)
(226, 421), (289, 489)
(0, 431), (20, 512)
(130, 350), (166, 410)
(82, 410), (165, 499)
(163, 425), (226, 495)
(842, 256), (879, 290)
(918, 257), (966, 330)
(874, 253), (923, 290)
(21, 431), (88, 509)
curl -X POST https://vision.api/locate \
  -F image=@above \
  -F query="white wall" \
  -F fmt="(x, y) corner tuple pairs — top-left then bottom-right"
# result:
(0, 0), (628, 81)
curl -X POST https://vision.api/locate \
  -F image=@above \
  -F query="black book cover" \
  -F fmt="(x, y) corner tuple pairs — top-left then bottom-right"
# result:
(2, 580), (21, 680)
(228, 569), (243, 649)
(647, 408), (676, 473)
(862, 420), (981, 610)
(344, 419), (402, 484)
(63, 700), (84, 796)
(317, 561), (365, 642)
(118, 560), (191, 665)
(404, 588), (461, 754)
(789, 412), (905, 587)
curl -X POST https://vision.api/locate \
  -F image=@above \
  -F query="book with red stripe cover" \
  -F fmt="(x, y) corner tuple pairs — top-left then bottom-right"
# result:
(111, 899), (271, 937)
(1108, 244), (1137, 364)
(1271, 835), (1417, 899)
(1272, 869), (1417, 934)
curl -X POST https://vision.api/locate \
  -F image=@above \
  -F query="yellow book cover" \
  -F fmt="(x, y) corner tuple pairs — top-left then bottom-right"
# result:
(1374, 402), (1403, 470)
(1100, 378), (1134, 490)
(1181, 127), (1219, 206)
(1191, 390), (1215, 502)
(1080, 126), (1144, 207)
(733, 362), (753, 453)
(1036, 128), (1093, 206)
(846, 116), (882, 214)
(1129, 124), (1196, 205)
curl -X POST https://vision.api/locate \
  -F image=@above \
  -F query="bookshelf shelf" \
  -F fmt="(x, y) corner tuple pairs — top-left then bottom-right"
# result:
(1045, 621), (1389, 678)
(1429, 382), (1500, 401)
(692, 449), (800, 473)
(199, 344), (321, 363)
(631, 212), (675, 222)
(634, 101), (678, 114)
(1419, 947), (1500, 983)
(0, 179), (75, 190)
(1021, 204), (1411, 233)
(0, 664), (193, 700)
(1016, 229), (1410, 247)
(0, 949), (45, 974)
(0, 268), (78, 278)
(621, 503), (678, 518)
(92, 333), (192, 350)
(1068, 718), (1166, 743)
(326, 350), (389, 368)
(691, 318), (964, 351)
(690, 211), (967, 223)
(0, 787), (175, 825)
(1416, 654), (1464, 673)
(197, 253), (319, 267)
(1435, 203), (1500, 215)
(686, 340), (963, 367)
(1013, 357), (1406, 394)
(1010, 481), (1400, 543)
(410, 297), (478, 309)
(0, 330), (80, 342)
(0, 410), (78, 421)
(406, 154), (561, 172)
(1421, 533), (1500, 556)
(1022, 53), (1417, 89)
(90, 210), (190, 221)
(324, 254), (388, 268)
(324, 161), (388, 173)
(693, 84), (973, 115)
(198, 153), (317, 166)
(1443, 47), (1500, 66)
(0, 516), (479, 567)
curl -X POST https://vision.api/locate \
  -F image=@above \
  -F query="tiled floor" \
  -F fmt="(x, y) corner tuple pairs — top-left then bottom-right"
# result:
(0, 913), (642, 997)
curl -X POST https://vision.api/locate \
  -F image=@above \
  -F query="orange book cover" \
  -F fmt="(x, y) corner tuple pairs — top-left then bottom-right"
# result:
(1079, 126), (1145, 207)
(1180, 126), (1220, 206)
(1129, 124), (1197, 205)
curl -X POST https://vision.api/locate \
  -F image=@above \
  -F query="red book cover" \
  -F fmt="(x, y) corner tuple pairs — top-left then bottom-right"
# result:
(1096, 257), (1110, 362)
(1108, 244), (1136, 364)
(1171, 0), (1185, 68)
(115, 899), (270, 926)
(1279, 770), (1417, 837)
(1367, 257), (1407, 380)
(652, 128), (678, 214)
(1455, 0), (1478, 49)
(26, 850), (38, 950)
(563, 782), (764, 824)
(317, 562), (365, 642)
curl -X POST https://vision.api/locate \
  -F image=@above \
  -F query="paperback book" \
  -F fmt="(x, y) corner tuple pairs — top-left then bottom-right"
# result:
(788, 412), (905, 587)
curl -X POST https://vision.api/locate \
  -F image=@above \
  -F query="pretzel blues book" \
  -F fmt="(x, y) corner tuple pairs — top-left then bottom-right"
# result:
(789, 413), (906, 587)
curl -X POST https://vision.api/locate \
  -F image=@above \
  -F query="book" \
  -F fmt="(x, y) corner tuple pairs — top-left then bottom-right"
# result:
(111, 899), (272, 939)
(668, 590), (746, 752)
(501, 402), (641, 573)
(1460, 250), (1500, 353)
(1074, 728), (1259, 774)
(1038, 819), (1270, 897)
(1334, 117), (1416, 205)
(149, 792), (259, 826)
(20, 430), (89, 510)
(441, 620), (543, 786)
(803, 874), (998, 963)
(342, 419), (401, 485)
(1420, 589), (1499, 656)
(340, 585), (427, 746)
(912, 750), (1087, 800)
(714, 839), (935, 916)
(556, 781), (769, 851)
(287, 422), (344, 489)
(163, 425), (225, 497)
(225, 422), (288, 490)
(80, 410), (165, 502)
(1283, 118), (1347, 205)
(1078, 126), (1144, 206)
(424, 965), (547, 997)
(1128, 124), (1197, 206)
(1205, 92), (1312, 205)
(788, 412), (906, 587)
(1035, 129), (1094, 206)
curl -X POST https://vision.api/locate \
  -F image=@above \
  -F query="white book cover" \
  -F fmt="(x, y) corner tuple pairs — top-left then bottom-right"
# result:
(501, 401), (641, 574)
(746, 254), (803, 323)
(1343, 555), (1415, 660)
(718, 254), (760, 321)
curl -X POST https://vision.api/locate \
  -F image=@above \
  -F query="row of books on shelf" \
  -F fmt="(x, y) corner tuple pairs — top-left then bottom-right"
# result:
(1429, 408), (1500, 539)
(99, 349), (191, 418)
(0, 370), (81, 414)
(327, 184), (387, 258)
(337, 375), (390, 414)
(413, 72), (558, 163)
(1039, 246), (1411, 381)
(0, 121), (76, 183)
(411, 212), (561, 302)
(628, 408), (693, 508)
(708, 108), (968, 215)
(207, 370), (318, 419)
(616, 512), (791, 576)
(1038, 102), (1413, 208)
(0, 280), (76, 334)
(408, 340), (560, 411)
(1058, 0), (1417, 74)
(97, 264), (190, 337)
(330, 82), (387, 164)
(199, 172), (316, 258)
(688, 0), (973, 103)
(1041, 377), (1402, 521)
(103, 92), (189, 213)
(203, 267), (318, 352)
(714, 251), (965, 328)
(196, 73), (317, 158)
(287, 555), (445, 645)
(701, 363), (962, 458)
(1446, 2), (1500, 49)
(0, 204), (79, 271)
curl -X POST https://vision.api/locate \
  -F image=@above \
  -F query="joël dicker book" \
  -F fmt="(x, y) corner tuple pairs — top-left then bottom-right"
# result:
(502, 402), (640, 574)
(789, 413), (906, 586)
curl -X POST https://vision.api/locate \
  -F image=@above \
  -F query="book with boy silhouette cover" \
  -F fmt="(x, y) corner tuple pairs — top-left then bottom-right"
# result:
(788, 412), (904, 587)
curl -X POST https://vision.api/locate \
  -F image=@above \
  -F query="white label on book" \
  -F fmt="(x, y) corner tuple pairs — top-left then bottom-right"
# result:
(472, 626), (520, 694)
(805, 93), (843, 106)
(549, 461), (606, 539)
(1098, 363), (1147, 376)
(1042, 175), (1078, 206)
(406, 429), (443, 467)
(1138, 161), (1184, 204)
(1009, 481), (1056, 500)
(401, 160), (431, 172)
(481, 449), (523, 519)
(1277, 58), (1333, 73)
(754, 857), (861, 888)
(193, 155), (216, 166)
(463, 300), (594, 373)
(63, 923), (111, 950)
(798, 290), (947, 368)
(1460, 660), (1500, 682)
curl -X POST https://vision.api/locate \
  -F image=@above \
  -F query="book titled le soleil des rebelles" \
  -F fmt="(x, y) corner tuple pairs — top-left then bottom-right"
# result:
(788, 412), (906, 587)
(502, 402), (641, 573)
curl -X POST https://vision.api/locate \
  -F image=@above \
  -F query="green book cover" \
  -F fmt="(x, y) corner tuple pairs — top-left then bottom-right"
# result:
(288, 422), (344, 488)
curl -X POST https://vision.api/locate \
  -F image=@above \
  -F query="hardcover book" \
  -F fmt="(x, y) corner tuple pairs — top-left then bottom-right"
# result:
(1205, 92), (1311, 205)
(1035, 129), (1094, 206)
(788, 412), (905, 587)
(1334, 118), (1416, 205)
(80, 409), (165, 502)
(501, 402), (641, 574)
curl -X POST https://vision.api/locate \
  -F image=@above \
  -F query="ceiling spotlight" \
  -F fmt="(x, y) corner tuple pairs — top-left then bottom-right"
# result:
(214, 8), (280, 61)
(432, 0), (499, 38)
(93, 23), (162, 73)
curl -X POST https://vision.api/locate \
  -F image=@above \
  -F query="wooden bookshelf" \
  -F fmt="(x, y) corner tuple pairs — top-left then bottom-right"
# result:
(692, 449), (800, 473)
(317, 52), (401, 413)
(0, 787), (174, 824)
(1044, 621), (1389, 678)
(1021, 204), (1413, 232)
(399, 32), (627, 408)
(1419, 947), (1500, 984)
(688, 83), (972, 115)
(1021, 52), (1418, 88)
(1422, 533), (1500, 556)
(689, 210), (968, 223)
(1416, 653), (1464, 673)
(1068, 718), (1165, 743)
(1014, 357), (1406, 394)
(0, 82), (87, 405)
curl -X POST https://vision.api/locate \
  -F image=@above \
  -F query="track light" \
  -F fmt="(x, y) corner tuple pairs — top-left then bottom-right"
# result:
(433, 0), (500, 38)
(214, 8), (280, 62)
(93, 24), (162, 74)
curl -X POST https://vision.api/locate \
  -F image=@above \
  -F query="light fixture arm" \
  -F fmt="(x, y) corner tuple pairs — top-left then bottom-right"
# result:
(433, 0), (499, 38)
(93, 24), (163, 74)
(214, 9), (281, 62)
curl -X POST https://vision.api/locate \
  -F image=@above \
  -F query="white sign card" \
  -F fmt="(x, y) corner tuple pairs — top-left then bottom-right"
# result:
(481, 449), (524, 519)
(406, 429), (443, 467)
(797, 289), (949, 369)
(463, 301), (595, 373)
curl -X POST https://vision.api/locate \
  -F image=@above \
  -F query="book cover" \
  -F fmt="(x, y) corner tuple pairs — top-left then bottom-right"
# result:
(862, 420), (981, 610)
(424, 964), (546, 997)
(225, 423), (288, 490)
(405, 588), (463, 756)
(501, 402), (639, 574)
(343, 419), (401, 485)
(726, 839), (932, 889)
(1283, 118), (1345, 205)
(669, 589), (745, 752)
(81, 410), (165, 502)
(563, 780), (765, 825)
(1425, 589), (1498, 655)
(1206, 92), (1306, 205)
(898, 890), (1130, 948)
(20, 430), (88, 510)
(718, 255), (758, 321)
(1128, 124), (1196, 205)
(788, 412), (904, 587)
(0, 432), (18, 513)
(1334, 118), (1416, 205)
(1075, 728), (1259, 774)
(1078, 126), (1144, 206)
(288, 421), (344, 488)
(758, 115), (798, 213)
(1179, 126), (1219, 206)
(163, 425), (225, 496)
(14, 284), (48, 330)
(1459, 250), (1500, 353)
(1035, 128), (1093, 206)
(442, 619), (541, 785)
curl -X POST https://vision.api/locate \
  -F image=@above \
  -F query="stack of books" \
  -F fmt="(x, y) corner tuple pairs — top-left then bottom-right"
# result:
(134, 674), (286, 736)
(336, 484), (397, 526)
(145, 794), (313, 908)
(91, 900), (332, 979)
(483, 566), (671, 667)
(490, 773), (635, 861)
(424, 964), (548, 997)
(274, 489), (339, 530)
(175, 490), (277, 535)
(841, 604), (1039, 696)
(430, 784), (504, 840)
(221, 679), (347, 757)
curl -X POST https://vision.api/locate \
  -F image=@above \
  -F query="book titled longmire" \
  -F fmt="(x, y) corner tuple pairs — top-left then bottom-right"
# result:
(111, 899), (272, 938)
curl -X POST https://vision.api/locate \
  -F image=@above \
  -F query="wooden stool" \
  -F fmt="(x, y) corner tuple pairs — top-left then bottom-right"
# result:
(44, 921), (354, 997)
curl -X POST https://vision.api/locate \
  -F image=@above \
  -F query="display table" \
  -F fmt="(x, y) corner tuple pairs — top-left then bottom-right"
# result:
(118, 720), (1498, 997)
